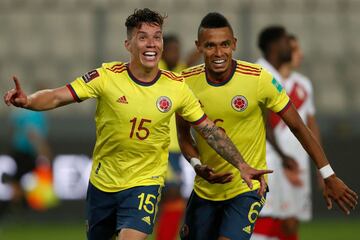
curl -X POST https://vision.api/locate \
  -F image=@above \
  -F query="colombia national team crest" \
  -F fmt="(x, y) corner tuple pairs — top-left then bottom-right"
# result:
(231, 95), (248, 112)
(156, 96), (172, 113)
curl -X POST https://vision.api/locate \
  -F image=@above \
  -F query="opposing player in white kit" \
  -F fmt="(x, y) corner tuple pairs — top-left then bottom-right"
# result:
(253, 29), (321, 240)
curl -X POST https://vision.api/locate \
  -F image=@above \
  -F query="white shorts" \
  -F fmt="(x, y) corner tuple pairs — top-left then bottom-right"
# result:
(280, 163), (312, 221)
(261, 150), (312, 221)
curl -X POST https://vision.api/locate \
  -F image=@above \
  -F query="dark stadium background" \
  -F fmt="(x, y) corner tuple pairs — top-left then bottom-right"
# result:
(0, 0), (359, 239)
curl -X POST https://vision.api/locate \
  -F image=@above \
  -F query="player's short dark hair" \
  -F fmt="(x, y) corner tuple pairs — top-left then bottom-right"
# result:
(198, 12), (233, 39)
(288, 34), (297, 41)
(125, 8), (166, 39)
(163, 34), (179, 47)
(258, 26), (287, 55)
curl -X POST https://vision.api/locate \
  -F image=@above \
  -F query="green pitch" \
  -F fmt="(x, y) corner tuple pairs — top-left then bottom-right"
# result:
(0, 219), (359, 240)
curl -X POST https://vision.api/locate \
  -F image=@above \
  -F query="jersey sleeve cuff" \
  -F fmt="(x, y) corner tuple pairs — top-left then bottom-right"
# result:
(277, 100), (291, 116)
(190, 114), (207, 125)
(66, 83), (82, 102)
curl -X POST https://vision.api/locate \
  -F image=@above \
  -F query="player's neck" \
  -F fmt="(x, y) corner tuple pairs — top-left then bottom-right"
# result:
(279, 63), (292, 80)
(128, 62), (160, 83)
(265, 55), (282, 71)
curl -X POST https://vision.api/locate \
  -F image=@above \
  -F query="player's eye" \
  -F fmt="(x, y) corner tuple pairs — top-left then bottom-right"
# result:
(221, 41), (231, 47)
(204, 43), (214, 49)
(139, 35), (146, 40)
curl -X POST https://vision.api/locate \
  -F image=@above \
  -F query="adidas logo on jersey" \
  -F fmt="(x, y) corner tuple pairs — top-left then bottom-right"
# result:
(117, 96), (128, 104)
(142, 216), (151, 226)
(242, 225), (252, 234)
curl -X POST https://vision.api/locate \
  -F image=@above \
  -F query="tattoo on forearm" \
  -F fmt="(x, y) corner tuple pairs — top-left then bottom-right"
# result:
(197, 124), (246, 168)
(197, 123), (218, 138)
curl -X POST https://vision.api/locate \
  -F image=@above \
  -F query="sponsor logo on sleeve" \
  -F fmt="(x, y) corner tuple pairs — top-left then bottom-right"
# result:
(82, 70), (99, 83)
(271, 78), (283, 92)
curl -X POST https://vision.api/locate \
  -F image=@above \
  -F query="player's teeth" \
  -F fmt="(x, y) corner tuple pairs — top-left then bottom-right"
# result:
(214, 60), (225, 63)
(144, 52), (156, 56)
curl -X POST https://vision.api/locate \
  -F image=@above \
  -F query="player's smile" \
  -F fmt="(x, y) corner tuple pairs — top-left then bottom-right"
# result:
(211, 58), (227, 70)
(143, 51), (158, 62)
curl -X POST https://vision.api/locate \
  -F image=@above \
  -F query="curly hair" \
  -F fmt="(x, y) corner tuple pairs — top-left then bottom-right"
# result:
(125, 8), (167, 39)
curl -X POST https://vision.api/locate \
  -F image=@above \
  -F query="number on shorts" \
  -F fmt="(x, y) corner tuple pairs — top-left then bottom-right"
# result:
(248, 197), (266, 224)
(137, 193), (156, 214)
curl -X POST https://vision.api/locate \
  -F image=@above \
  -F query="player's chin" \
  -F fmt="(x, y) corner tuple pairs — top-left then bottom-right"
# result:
(209, 61), (230, 73)
(141, 58), (160, 69)
(209, 65), (228, 75)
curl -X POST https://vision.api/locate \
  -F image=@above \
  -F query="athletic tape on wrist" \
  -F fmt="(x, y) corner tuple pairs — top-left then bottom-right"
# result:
(190, 157), (201, 168)
(319, 164), (335, 179)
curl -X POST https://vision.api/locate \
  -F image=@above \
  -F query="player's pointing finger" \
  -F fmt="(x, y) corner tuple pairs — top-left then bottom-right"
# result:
(13, 76), (21, 91)
(257, 169), (273, 176)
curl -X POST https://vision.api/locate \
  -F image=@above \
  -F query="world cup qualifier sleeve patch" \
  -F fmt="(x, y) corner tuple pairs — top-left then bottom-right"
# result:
(271, 78), (283, 93)
(82, 70), (99, 83)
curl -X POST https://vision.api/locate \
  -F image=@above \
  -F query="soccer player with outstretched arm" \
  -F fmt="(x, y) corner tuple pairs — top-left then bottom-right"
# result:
(177, 12), (358, 240)
(3, 9), (271, 240)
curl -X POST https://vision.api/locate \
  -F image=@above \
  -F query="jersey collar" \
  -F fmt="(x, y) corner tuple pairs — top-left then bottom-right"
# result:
(205, 59), (236, 87)
(126, 64), (161, 86)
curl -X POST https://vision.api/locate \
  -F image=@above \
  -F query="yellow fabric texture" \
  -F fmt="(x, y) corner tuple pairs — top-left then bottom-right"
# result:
(69, 62), (204, 192)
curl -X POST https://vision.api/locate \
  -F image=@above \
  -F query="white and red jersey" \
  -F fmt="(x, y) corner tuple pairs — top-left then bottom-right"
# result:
(269, 71), (315, 221)
(268, 71), (315, 171)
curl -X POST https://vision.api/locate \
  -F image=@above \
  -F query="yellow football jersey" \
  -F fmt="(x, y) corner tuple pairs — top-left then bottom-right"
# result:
(182, 60), (290, 201)
(159, 59), (188, 152)
(67, 62), (205, 192)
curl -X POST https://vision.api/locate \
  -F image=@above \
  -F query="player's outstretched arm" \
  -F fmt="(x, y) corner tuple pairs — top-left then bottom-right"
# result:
(192, 117), (273, 196)
(3, 76), (75, 111)
(176, 114), (233, 184)
(280, 103), (358, 214)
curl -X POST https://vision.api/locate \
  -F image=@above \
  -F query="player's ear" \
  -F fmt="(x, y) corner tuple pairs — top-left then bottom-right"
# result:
(125, 39), (131, 52)
(195, 40), (202, 53)
(232, 37), (237, 51)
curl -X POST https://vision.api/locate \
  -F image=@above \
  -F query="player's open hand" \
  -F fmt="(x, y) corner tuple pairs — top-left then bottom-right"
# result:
(323, 175), (358, 215)
(3, 76), (29, 108)
(239, 164), (273, 196)
(194, 164), (233, 184)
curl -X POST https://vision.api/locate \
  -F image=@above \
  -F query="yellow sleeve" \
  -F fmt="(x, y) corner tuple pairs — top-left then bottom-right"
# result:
(176, 82), (205, 123)
(67, 65), (108, 101)
(257, 68), (290, 113)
